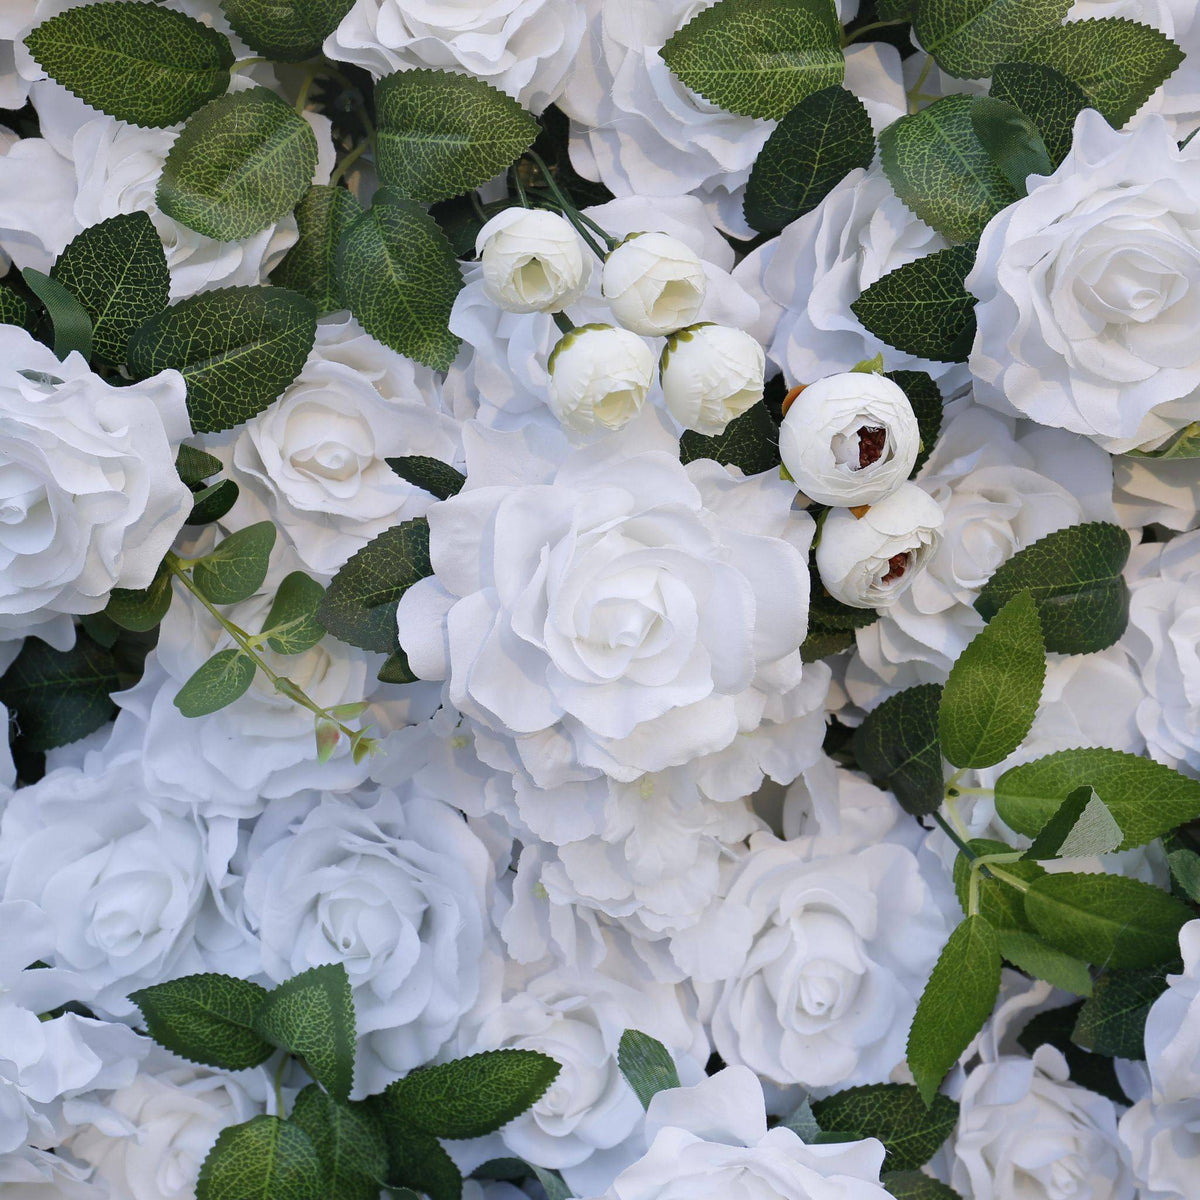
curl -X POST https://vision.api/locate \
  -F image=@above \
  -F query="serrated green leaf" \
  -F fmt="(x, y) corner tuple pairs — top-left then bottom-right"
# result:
(989, 61), (1089, 169)
(50, 212), (169, 363)
(1023, 873), (1192, 969)
(996, 930), (1093, 996)
(254, 964), (356, 1102)
(106, 561), (173, 632)
(660, 0), (844, 120)
(23, 0), (233, 129)
(1168, 847), (1200, 902)
(852, 247), (977, 364)
(908, 916), (1002, 1105)
(974, 522), (1130, 655)
(262, 571), (326, 655)
(969, 96), (1053, 195)
(879, 95), (1019, 244)
(337, 191), (462, 371)
(21, 268), (92, 362)
(811, 1084), (958, 1172)
(375, 69), (540, 203)
(1024, 785), (1123, 861)
(389, 1050), (560, 1139)
(0, 278), (37, 330)
(174, 649), (257, 717)
(913, 0), (1070, 79)
(800, 627), (856, 661)
(129, 973), (274, 1070)
(319, 519), (432, 654)
(995, 747), (1200, 851)
(744, 86), (874, 234)
(952, 839), (1046, 931)
(129, 285), (317, 434)
(883, 1172), (964, 1200)
(1125, 421), (1200, 460)
(176, 445), (223, 487)
(856, 683), (945, 816)
(385, 456), (466, 501)
(158, 88), (318, 241)
(887, 370), (944, 477)
(197, 1115), (323, 1200)
(1072, 967), (1171, 1057)
(193, 523), (277, 605)
(271, 185), (362, 315)
(289, 1086), (388, 1200)
(618, 1030), (681, 1109)
(1015, 18), (1185, 128)
(219, 0), (355, 61)
(186, 479), (241, 526)
(369, 1105), (462, 1200)
(678, 400), (780, 473)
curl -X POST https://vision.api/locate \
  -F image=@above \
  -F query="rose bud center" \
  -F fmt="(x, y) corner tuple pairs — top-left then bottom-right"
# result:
(881, 552), (910, 584)
(857, 425), (888, 469)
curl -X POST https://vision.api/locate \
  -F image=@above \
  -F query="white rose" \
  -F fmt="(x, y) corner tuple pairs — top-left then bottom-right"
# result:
(548, 324), (656, 433)
(816, 482), (945, 610)
(602, 233), (706, 336)
(780, 373), (920, 506)
(0, 326), (190, 648)
(0, 1146), (106, 1198)
(660, 324), (765, 436)
(1113, 452), (1200, 533)
(1142, 920), (1200, 1102)
(478, 208), (591, 314)
(968, 111), (1200, 452)
(1118, 1096), (1200, 1200)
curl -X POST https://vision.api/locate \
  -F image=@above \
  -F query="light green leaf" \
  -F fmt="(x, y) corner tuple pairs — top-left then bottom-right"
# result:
(262, 571), (326, 655)
(779, 1098), (824, 1140)
(1072, 967), (1171, 1057)
(158, 87), (318, 241)
(913, 0), (1070, 79)
(618, 1030), (681, 1109)
(1024, 785), (1123, 861)
(129, 973), (274, 1070)
(197, 1116), (323, 1200)
(995, 930), (1094, 997)
(106, 561), (174, 632)
(883, 1172), (964, 1200)
(811, 1084), (958, 1172)
(855, 683), (945, 817)
(659, 0), (844, 120)
(678, 401), (780, 474)
(386, 456), (466, 500)
(1125, 421), (1200, 460)
(271, 185), (362, 315)
(289, 1086), (388, 1200)
(988, 61), (1089, 169)
(969, 96), (1053, 195)
(173, 649), (257, 717)
(21, 267), (92, 362)
(176, 445), (223, 487)
(23, 0), (233, 128)
(219, 0), (355, 61)
(193, 523), (277, 605)
(1168, 847), (1200, 902)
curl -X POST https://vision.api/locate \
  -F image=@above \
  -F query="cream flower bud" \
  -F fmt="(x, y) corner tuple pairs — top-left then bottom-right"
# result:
(660, 323), (766, 435)
(779, 372), (920, 506)
(815, 482), (944, 609)
(602, 231), (707, 335)
(547, 323), (656, 433)
(477, 208), (591, 314)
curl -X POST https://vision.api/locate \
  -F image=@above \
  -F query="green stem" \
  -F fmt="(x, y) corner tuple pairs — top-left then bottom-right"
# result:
(907, 55), (935, 114)
(330, 137), (372, 186)
(946, 786), (996, 798)
(229, 57), (269, 75)
(933, 811), (977, 861)
(294, 66), (319, 115)
(513, 166), (531, 209)
(273, 1054), (290, 1117)
(842, 17), (910, 45)
(524, 150), (612, 258)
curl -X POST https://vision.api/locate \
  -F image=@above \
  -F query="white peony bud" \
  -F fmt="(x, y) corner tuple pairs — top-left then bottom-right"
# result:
(660, 323), (766, 436)
(547, 323), (656, 434)
(477, 208), (591, 314)
(779, 372), (920, 506)
(601, 231), (707, 335)
(815, 482), (945, 610)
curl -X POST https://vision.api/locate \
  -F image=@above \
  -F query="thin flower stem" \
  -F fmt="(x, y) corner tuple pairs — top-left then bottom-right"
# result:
(907, 55), (935, 113)
(229, 57), (268, 75)
(330, 137), (372, 186)
(294, 66), (319, 114)
(933, 811), (977, 861)
(273, 1054), (289, 1117)
(512, 166), (531, 208)
(842, 18), (910, 45)
(524, 150), (613, 258)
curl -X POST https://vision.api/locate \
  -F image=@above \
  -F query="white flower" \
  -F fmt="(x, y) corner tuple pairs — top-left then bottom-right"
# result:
(478, 208), (591, 314)
(660, 324), (765, 436)
(1113, 452), (1200, 533)
(1142, 920), (1200, 1102)
(0, 327), (191, 648)
(816, 482), (945, 610)
(968, 111), (1200, 452)
(602, 233), (706, 336)
(548, 324), (656, 434)
(1118, 1095), (1200, 1200)
(0, 1145), (107, 1198)
(779, 373), (920, 506)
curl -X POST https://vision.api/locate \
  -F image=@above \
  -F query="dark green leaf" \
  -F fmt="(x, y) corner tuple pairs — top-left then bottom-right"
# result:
(969, 96), (1053, 195)
(176, 445), (223, 487)
(186, 479), (241, 526)
(855, 683), (945, 816)
(193, 523), (277, 605)
(913, 0), (1070, 79)
(996, 930), (1094, 997)
(378, 650), (419, 685)
(1168, 847), (1200, 902)
(1016, 1002), (1123, 1102)
(1023, 785), (1123, 861)
(811, 1084), (958, 1172)
(989, 61), (1089, 169)
(800, 627), (856, 662)
(289, 1086), (388, 1200)
(262, 571), (326, 655)
(678, 400), (780, 473)
(21, 268), (92, 361)
(173, 649), (257, 717)
(219, 0), (355, 61)
(105, 561), (174, 632)
(386, 456), (465, 501)
(271, 185), (363, 314)
(197, 1116), (323, 1200)
(0, 278), (37, 330)
(1073, 967), (1171, 1057)
(369, 1106), (461, 1200)
(883, 1172), (964, 1200)
(618, 1030), (681, 1109)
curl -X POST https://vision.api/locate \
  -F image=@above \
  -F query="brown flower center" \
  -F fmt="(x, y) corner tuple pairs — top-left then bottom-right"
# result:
(881, 552), (910, 584)
(857, 426), (887, 469)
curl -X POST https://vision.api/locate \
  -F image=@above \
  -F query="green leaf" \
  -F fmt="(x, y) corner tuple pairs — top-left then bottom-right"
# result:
(388, 1049), (560, 1139)
(811, 1084), (959, 1172)
(989, 62), (1089, 169)
(318, 519), (432, 654)
(779, 1098), (824, 1141)
(262, 572), (326, 655)
(173, 649), (257, 717)
(678, 401), (780, 474)
(159, 87), (318, 241)
(0, 278), (37, 331)
(743, 86), (875, 234)
(1023, 873), (1193, 969)
(1014, 18), (1185, 128)
(129, 286), (317, 434)
(1072, 967), (1171, 1057)
(852, 247), (977, 364)
(883, 1172), (964, 1200)
(375, 69), (540, 203)
(908, 916), (1002, 1105)
(289, 1086), (388, 1200)
(21, 268), (92, 362)
(800, 627), (856, 662)
(939, 590), (1044, 769)
(50, 212), (169, 363)
(129, 973), (274, 1070)
(1168, 847), (1200, 902)
(193, 523), (277, 605)
(271, 185), (362, 315)
(879, 95), (1019, 244)
(887, 370), (944, 477)
(995, 930), (1094, 997)
(973, 522), (1131, 655)
(105, 561), (174, 632)
(378, 650), (419, 685)
(336, 191), (463, 371)
(176, 445), (224, 488)
(995, 747), (1200, 851)
(386, 456), (466, 501)
(186, 479), (241, 526)
(254, 964), (356, 1102)
(1024, 785), (1123, 861)
(618, 1030), (681, 1109)
(219, 0), (355, 61)
(1125, 421), (1200, 460)
(659, 0), (844, 120)
(23, 0), (233, 129)
(912, 0), (1070, 79)
(197, 1115), (323, 1200)
(969, 96), (1053, 195)
(369, 1106), (461, 1200)
(855, 683), (945, 817)
(952, 839), (1046, 932)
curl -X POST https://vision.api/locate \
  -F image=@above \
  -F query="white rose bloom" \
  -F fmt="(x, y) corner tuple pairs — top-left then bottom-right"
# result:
(1119, 1095), (1200, 1200)
(1113, 453), (1200, 533)
(0, 326), (191, 648)
(548, 324), (656, 434)
(1140, 919), (1200, 1103)
(816, 482), (945, 610)
(602, 233), (706, 337)
(0, 1146), (107, 1198)
(660, 324), (765, 436)
(969, 111), (1200, 452)
(780, 373), (920, 506)
(478, 208), (591, 314)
